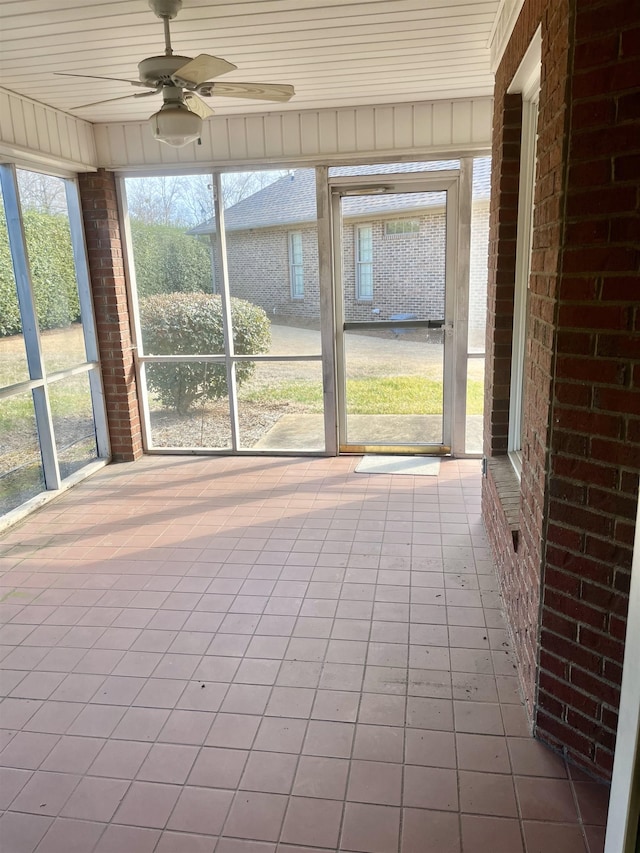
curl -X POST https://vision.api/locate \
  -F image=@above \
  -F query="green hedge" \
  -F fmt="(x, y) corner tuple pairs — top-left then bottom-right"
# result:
(140, 292), (271, 413)
(131, 221), (212, 297)
(0, 208), (80, 337)
(0, 212), (212, 337)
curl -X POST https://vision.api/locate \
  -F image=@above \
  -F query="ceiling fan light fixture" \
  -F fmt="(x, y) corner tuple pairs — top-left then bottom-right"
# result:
(150, 101), (201, 147)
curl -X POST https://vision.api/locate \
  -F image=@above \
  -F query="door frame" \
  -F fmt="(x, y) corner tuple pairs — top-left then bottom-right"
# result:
(328, 170), (462, 455)
(604, 491), (640, 853)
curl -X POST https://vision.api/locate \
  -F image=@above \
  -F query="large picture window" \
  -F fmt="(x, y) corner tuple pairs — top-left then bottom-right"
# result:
(355, 224), (373, 300)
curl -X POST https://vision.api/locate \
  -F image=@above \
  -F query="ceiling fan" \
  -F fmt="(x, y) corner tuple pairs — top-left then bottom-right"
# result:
(56, 0), (295, 147)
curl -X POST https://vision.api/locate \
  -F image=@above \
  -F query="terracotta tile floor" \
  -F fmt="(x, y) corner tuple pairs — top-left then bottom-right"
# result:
(0, 456), (610, 853)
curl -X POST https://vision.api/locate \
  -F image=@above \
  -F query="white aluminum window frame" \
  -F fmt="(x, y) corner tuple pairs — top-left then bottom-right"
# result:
(355, 224), (373, 301)
(507, 28), (541, 479)
(605, 490), (640, 853)
(0, 163), (110, 531)
(288, 230), (304, 299)
(118, 169), (326, 456)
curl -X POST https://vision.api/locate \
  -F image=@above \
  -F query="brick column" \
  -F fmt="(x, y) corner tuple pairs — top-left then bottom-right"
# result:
(78, 169), (143, 462)
(482, 0), (572, 722)
(483, 94), (523, 458)
(535, 0), (640, 778)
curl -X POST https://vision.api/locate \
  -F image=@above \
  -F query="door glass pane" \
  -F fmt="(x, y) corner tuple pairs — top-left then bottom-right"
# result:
(221, 169), (321, 357)
(16, 170), (88, 372)
(0, 393), (44, 514)
(145, 362), (232, 450)
(48, 372), (98, 479)
(0, 181), (29, 387)
(236, 360), (325, 451)
(341, 190), (447, 447)
(343, 328), (444, 447)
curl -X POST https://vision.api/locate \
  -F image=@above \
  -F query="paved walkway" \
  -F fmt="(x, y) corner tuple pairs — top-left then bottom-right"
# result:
(254, 414), (484, 453)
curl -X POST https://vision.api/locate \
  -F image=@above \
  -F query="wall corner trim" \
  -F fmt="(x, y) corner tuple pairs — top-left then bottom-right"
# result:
(488, 0), (527, 72)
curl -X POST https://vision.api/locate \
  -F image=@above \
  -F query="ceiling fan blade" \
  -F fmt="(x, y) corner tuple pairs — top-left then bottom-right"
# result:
(172, 54), (237, 86)
(55, 71), (151, 88)
(197, 81), (295, 103)
(183, 92), (214, 119)
(73, 88), (161, 110)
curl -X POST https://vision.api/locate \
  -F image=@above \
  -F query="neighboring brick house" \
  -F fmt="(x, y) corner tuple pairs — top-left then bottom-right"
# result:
(190, 163), (490, 337)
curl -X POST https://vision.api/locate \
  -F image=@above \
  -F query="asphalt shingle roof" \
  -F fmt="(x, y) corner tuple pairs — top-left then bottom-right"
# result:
(190, 158), (490, 235)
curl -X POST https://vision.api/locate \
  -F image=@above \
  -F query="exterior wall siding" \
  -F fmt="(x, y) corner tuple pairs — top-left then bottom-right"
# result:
(483, 0), (639, 780)
(92, 99), (493, 170)
(0, 87), (97, 173)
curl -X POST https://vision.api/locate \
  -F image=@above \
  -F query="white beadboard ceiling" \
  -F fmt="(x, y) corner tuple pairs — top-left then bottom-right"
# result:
(0, 0), (500, 124)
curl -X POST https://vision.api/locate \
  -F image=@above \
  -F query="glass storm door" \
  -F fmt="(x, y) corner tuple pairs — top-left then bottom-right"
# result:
(331, 174), (458, 454)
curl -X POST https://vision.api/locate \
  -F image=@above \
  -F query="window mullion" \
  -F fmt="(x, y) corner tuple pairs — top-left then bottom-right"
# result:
(64, 178), (110, 459)
(0, 163), (61, 490)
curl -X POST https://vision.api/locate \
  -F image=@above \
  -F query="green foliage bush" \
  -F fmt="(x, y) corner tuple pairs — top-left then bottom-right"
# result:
(0, 209), (212, 338)
(140, 292), (271, 413)
(130, 221), (212, 297)
(0, 207), (79, 337)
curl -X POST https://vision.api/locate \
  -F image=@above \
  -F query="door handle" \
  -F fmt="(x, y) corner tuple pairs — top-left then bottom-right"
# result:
(428, 320), (454, 336)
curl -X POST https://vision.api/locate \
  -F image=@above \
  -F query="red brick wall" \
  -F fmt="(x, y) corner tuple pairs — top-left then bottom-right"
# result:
(483, 0), (572, 720)
(537, 0), (640, 778)
(484, 0), (639, 779)
(483, 92), (523, 459)
(78, 169), (143, 463)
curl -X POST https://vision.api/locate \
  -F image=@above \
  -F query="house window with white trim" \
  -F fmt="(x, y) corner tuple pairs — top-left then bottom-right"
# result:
(508, 29), (541, 478)
(356, 225), (373, 300)
(385, 219), (420, 236)
(288, 231), (304, 298)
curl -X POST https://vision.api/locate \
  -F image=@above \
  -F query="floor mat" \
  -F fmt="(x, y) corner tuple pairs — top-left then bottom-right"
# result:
(354, 455), (441, 475)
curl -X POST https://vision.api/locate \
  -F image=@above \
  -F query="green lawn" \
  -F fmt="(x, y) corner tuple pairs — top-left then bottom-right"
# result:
(242, 376), (484, 415)
(2, 374), (484, 434)
(0, 373), (92, 433)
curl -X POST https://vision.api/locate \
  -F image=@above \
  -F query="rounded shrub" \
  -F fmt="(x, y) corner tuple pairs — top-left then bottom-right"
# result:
(139, 292), (271, 414)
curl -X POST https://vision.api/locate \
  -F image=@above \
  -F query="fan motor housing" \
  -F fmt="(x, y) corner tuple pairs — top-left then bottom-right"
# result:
(148, 0), (182, 19)
(138, 55), (194, 86)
